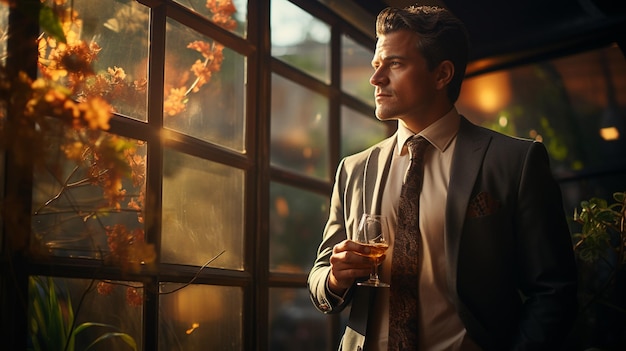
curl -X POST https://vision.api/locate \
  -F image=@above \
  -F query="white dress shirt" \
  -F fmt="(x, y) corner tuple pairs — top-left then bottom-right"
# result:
(368, 108), (481, 351)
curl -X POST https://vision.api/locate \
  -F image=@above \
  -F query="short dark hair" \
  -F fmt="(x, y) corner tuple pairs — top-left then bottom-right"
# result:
(375, 6), (470, 103)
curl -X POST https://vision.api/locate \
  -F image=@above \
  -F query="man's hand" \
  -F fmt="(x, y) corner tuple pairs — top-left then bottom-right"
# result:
(327, 240), (385, 295)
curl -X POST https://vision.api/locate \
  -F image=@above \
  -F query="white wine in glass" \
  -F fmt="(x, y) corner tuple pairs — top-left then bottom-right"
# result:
(352, 213), (390, 287)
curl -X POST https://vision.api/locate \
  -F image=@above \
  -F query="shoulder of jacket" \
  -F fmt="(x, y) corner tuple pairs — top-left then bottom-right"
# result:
(460, 116), (535, 148)
(341, 135), (395, 168)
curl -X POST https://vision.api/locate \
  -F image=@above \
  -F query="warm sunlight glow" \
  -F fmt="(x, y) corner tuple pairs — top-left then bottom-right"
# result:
(186, 323), (200, 335)
(498, 115), (508, 127)
(529, 129), (543, 142)
(302, 146), (313, 158)
(459, 71), (512, 114)
(172, 286), (223, 323)
(275, 196), (290, 217)
(600, 127), (620, 141)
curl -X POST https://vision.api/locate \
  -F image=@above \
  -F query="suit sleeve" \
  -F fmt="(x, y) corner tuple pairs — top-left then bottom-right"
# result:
(308, 158), (354, 314)
(513, 141), (578, 349)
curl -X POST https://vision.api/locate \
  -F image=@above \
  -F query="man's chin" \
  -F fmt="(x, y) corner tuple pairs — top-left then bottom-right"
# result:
(374, 110), (397, 122)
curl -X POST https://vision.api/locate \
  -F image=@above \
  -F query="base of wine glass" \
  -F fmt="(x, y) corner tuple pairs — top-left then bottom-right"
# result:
(357, 280), (390, 288)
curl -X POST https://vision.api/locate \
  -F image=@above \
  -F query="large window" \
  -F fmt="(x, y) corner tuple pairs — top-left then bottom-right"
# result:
(267, 1), (387, 349)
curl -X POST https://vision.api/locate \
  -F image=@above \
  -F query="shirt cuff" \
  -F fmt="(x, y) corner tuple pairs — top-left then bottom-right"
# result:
(325, 277), (349, 306)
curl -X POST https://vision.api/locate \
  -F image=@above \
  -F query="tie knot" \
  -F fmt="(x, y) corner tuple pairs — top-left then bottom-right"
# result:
(406, 136), (429, 160)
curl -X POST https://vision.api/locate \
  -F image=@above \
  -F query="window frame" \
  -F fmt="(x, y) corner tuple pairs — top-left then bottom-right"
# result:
(1, 1), (385, 350)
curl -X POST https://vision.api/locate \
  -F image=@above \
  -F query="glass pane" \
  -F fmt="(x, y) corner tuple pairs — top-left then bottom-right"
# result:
(31, 122), (147, 263)
(271, 0), (330, 83)
(0, 2), (9, 252)
(457, 43), (626, 174)
(0, 2), (5, 252)
(161, 149), (244, 270)
(271, 74), (329, 180)
(39, 0), (149, 121)
(269, 288), (331, 350)
(342, 34), (375, 106)
(269, 182), (328, 272)
(341, 105), (388, 158)
(0, 2), (7, 66)
(173, 0), (248, 37)
(164, 17), (246, 152)
(159, 283), (243, 350)
(28, 276), (143, 350)
(0, 148), (3, 253)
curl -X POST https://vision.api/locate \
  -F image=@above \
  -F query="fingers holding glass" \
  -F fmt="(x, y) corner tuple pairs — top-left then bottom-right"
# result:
(351, 214), (390, 287)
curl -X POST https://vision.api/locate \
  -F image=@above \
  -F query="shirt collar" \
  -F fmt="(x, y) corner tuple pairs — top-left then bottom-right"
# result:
(395, 107), (461, 155)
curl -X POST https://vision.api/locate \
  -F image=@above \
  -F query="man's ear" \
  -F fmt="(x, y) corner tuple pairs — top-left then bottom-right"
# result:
(435, 60), (454, 90)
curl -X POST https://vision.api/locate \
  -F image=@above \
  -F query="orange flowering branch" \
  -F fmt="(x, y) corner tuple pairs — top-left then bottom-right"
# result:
(1, 0), (237, 308)
(163, 0), (236, 117)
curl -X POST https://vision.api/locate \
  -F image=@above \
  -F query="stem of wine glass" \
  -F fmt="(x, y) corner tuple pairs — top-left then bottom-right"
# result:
(370, 264), (379, 282)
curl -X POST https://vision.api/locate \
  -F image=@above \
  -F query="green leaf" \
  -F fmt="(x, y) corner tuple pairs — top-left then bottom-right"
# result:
(17, 0), (67, 43)
(28, 278), (138, 351)
(73, 322), (118, 335)
(39, 5), (67, 43)
(84, 332), (138, 351)
(74, 322), (137, 350)
(28, 276), (72, 350)
(596, 209), (617, 223)
(590, 197), (608, 209)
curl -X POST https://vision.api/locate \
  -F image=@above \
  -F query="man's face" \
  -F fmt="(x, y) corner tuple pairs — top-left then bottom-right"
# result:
(370, 30), (439, 124)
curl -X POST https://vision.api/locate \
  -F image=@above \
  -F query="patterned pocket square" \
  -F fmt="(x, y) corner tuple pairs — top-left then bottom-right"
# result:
(467, 191), (501, 218)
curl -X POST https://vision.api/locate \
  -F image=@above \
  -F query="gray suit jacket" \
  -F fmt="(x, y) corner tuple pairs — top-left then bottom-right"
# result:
(308, 117), (578, 351)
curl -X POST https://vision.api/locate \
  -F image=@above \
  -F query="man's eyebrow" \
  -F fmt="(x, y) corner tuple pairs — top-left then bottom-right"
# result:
(371, 53), (407, 66)
(380, 54), (406, 61)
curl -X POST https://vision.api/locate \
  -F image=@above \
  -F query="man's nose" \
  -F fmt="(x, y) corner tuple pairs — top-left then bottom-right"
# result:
(370, 69), (387, 86)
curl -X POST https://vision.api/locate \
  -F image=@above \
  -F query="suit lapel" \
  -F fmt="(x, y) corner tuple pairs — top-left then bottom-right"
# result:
(363, 135), (396, 215)
(346, 135), (395, 345)
(445, 118), (492, 290)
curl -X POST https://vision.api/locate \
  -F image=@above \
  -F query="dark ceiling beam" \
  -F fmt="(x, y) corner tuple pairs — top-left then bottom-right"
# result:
(346, 0), (626, 74)
(466, 14), (626, 76)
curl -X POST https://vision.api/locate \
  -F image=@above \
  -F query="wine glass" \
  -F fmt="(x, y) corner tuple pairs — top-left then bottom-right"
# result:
(351, 213), (390, 287)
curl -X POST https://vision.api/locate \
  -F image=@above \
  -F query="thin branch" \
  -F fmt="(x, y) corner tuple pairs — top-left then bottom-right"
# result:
(34, 164), (81, 214)
(184, 55), (211, 96)
(159, 250), (227, 295)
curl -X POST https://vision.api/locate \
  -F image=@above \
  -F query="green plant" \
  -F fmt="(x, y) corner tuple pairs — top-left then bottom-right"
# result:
(28, 276), (137, 351)
(573, 191), (626, 267)
(571, 191), (626, 349)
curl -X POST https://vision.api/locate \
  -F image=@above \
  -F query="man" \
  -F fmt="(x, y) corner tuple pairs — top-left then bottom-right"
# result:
(308, 5), (578, 351)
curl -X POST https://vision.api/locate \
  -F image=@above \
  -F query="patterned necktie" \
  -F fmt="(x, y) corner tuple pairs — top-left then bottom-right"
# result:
(388, 135), (430, 350)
